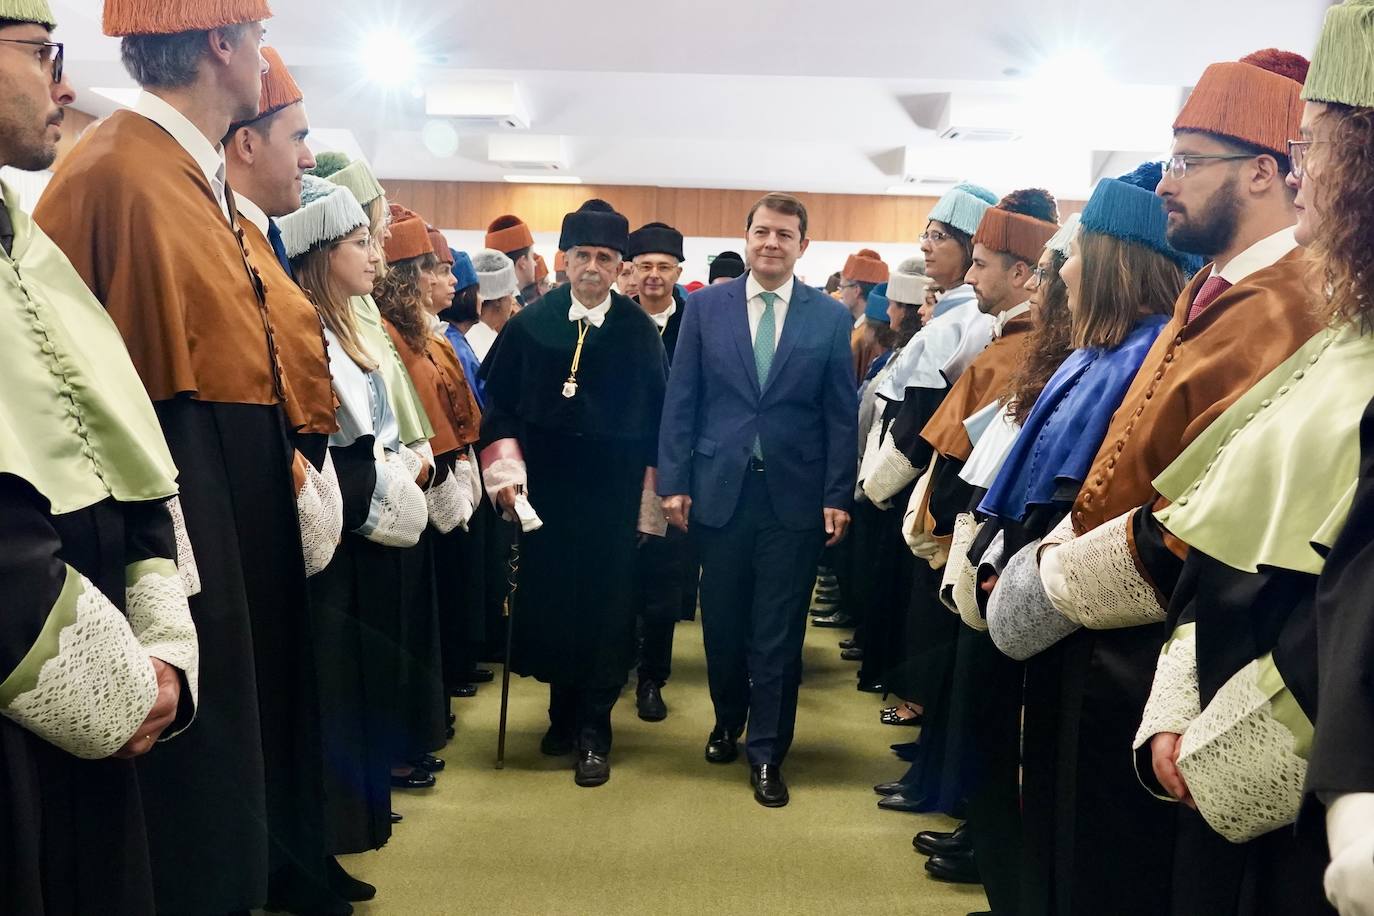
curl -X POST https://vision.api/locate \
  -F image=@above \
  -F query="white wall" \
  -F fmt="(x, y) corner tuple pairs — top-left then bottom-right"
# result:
(439, 230), (924, 289)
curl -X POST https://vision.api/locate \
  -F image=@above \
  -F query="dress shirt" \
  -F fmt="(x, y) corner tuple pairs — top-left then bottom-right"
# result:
(745, 273), (794, 347)
(235, 194), (270, 236)
(133, 90), (230, 223)
(465, 321), (498, 362)
(568, 293), (612, 327)
(645, 300), (677, 330)
(992, 301), (1032, 337)
(1213, 226), (1298, 285)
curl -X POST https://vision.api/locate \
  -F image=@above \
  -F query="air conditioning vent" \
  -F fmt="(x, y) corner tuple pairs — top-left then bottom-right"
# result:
(487, 135), (568, 172)
(937, 125), (1021, 143)
(427, 81), (531, 131)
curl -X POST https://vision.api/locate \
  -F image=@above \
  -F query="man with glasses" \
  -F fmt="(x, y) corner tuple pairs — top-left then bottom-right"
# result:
(1028, 49), (1327, 916)
(0, 3), (201, 912)
(33, 3), (345, 914)
(626, 221), (690, 722)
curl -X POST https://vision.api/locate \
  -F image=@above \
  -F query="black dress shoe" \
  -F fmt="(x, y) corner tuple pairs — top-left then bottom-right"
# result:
(925, 851), (981, 884)
(840, 647), (864, 661)
(390, 811), (403, 824)
(574, 750), (610, 787)
(450, 684), (478, 698)
(873, 780), (909, 796)
(411, 754), (445, 772)
(877, 791), (927, 813)
(636, 681), (668, 722)
(812, 612), (854, 628)
(326, 856), (376, 903)
(881, 709), (924, 727)
(751, 764), (789, 807)
(856, 679), (884, 693)
(467, 668), (495, 684)
(915, 822), (971, 857)
(704, 727), (740, 764)
(838, 638), (857, 650)
(448, 712), (457, 725)
(390, 769), (435, 790)
(540, 728), (574, 757)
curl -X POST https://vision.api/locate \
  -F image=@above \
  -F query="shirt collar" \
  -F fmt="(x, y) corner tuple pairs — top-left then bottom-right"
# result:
(133, 90), (227, 196)
(1213, 226), (1299, 286)
(646, 299), (677, 329)
(993, 301), (1032, 337)
(569, 292), (613, 326)
(745, 272), (795, 305)
(235, 194), (270, 236)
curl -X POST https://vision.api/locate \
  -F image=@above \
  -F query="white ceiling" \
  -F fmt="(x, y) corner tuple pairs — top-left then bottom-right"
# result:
(49, 0), (1333, 199)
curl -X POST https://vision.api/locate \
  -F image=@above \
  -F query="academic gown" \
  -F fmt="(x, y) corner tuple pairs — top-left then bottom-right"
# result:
(35, 110), (318, 914)
(1029, 256), (1323, 916)
(479, 285), (668, 689)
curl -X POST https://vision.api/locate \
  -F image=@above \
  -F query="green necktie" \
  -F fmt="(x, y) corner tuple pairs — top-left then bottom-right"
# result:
(753, 291), (778, 459)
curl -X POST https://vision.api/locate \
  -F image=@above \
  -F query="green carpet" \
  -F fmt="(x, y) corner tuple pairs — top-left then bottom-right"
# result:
(341, 617), (988, 916)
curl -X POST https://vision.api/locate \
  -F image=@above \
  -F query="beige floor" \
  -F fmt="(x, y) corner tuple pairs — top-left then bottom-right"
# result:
(340, 615), (988, 916)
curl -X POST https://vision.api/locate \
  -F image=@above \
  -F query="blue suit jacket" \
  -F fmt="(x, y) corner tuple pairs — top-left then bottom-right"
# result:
(657, 274), (858, 531)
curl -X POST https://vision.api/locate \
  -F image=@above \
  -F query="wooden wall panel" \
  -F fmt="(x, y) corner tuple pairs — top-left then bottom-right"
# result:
(381, 179), (1086, 244)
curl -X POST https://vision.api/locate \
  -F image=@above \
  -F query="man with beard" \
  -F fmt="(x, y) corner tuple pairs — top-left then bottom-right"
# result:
(479, 200), (668, 789)
(35, 3), (344, 913)
(626, 221), (690, 721)
(0, 5), (198, 912)
(1026, 50), (1321, 916)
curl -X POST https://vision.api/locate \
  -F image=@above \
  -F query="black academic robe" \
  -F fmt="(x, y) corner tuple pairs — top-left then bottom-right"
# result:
(310, 436), (395, 855)
(0, 478), (182, 916)
(130, 399), (319, 914)
(479, 286), (668, 688)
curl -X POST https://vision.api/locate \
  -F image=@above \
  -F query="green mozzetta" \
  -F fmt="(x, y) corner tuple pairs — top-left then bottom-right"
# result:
(0, 182), (178, 515)
(351, 293), (434, 446)
(0, 565), (83, 706)
(1153, 323), (1374, 575)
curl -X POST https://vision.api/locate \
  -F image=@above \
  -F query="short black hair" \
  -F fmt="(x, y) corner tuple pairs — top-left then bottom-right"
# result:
(856, 280), (877, 299)
(439, 284), (479, 325)
(505, 246), (531, 263)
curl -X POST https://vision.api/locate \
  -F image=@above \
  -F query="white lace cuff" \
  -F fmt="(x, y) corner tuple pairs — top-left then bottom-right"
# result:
(1046, 511), (1164, 629)
(297, 452), (343, 577)
(1134, 625), (1201, 753)
(955, 530), (1004, 631)
(987, 538), (1081, 660)
(166, 496), (201, 597)
(0, 569), (158, 759)
(126, 560), (199, 730)
(1173, 653), (1311, 843)
(939, 514), (979, 613)
(426, 466), (463, 534)
(358, 452), (428, 547)
(864, 439), (919, 505)
(452, 458), (480, 531)
(483, 457), (528, 504)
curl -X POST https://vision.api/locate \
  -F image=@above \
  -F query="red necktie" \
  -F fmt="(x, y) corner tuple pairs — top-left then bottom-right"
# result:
(1188, 275), (1232, 323)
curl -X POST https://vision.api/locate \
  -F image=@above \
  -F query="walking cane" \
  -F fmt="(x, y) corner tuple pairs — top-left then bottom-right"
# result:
(495, 488), (522, 769)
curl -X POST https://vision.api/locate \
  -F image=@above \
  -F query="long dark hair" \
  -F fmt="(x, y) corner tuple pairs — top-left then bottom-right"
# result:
(374, 253), (437, 351)
(1007, 251), (1073, 424)
(1072, 231), (1185, 350)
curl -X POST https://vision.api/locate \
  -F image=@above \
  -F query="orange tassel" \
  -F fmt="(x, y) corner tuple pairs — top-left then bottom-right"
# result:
(103, 0), (274, 37)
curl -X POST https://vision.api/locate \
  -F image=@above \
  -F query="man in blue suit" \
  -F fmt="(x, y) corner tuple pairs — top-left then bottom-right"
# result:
(658, 193), (858, 807)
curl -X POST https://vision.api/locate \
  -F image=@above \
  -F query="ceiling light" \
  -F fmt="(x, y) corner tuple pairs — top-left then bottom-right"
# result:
(503, 175), (583, 185)
(361, 29), (418, 88)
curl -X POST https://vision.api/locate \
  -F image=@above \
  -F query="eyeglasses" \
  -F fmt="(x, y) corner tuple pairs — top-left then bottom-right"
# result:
(919, 229), (953, 245)
(0, 39), (63, 83)
(1287, 139), (1325, 181)
(837, 280), (859, 290)
(1029, 267), (1048, 286)
(1161, 153), (1254, 180)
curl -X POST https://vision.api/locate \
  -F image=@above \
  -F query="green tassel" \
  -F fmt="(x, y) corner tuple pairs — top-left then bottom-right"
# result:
(309, 151), (351, 179)
(0, 0), (56, 26)
(1303, 0), (1374, 107)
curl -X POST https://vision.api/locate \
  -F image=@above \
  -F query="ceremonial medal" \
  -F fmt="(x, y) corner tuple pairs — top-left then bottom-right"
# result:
(562, 378), (578, 399)
(562, 317), (592, 399)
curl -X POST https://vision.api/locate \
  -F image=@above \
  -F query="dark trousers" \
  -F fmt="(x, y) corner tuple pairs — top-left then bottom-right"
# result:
(547, 683), (622, 755)
(636, 527), (689, 685)
(695, 470), (826, 766)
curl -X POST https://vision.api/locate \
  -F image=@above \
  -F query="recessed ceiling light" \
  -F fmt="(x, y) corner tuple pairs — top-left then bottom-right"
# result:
(503, 175), (583, 185)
